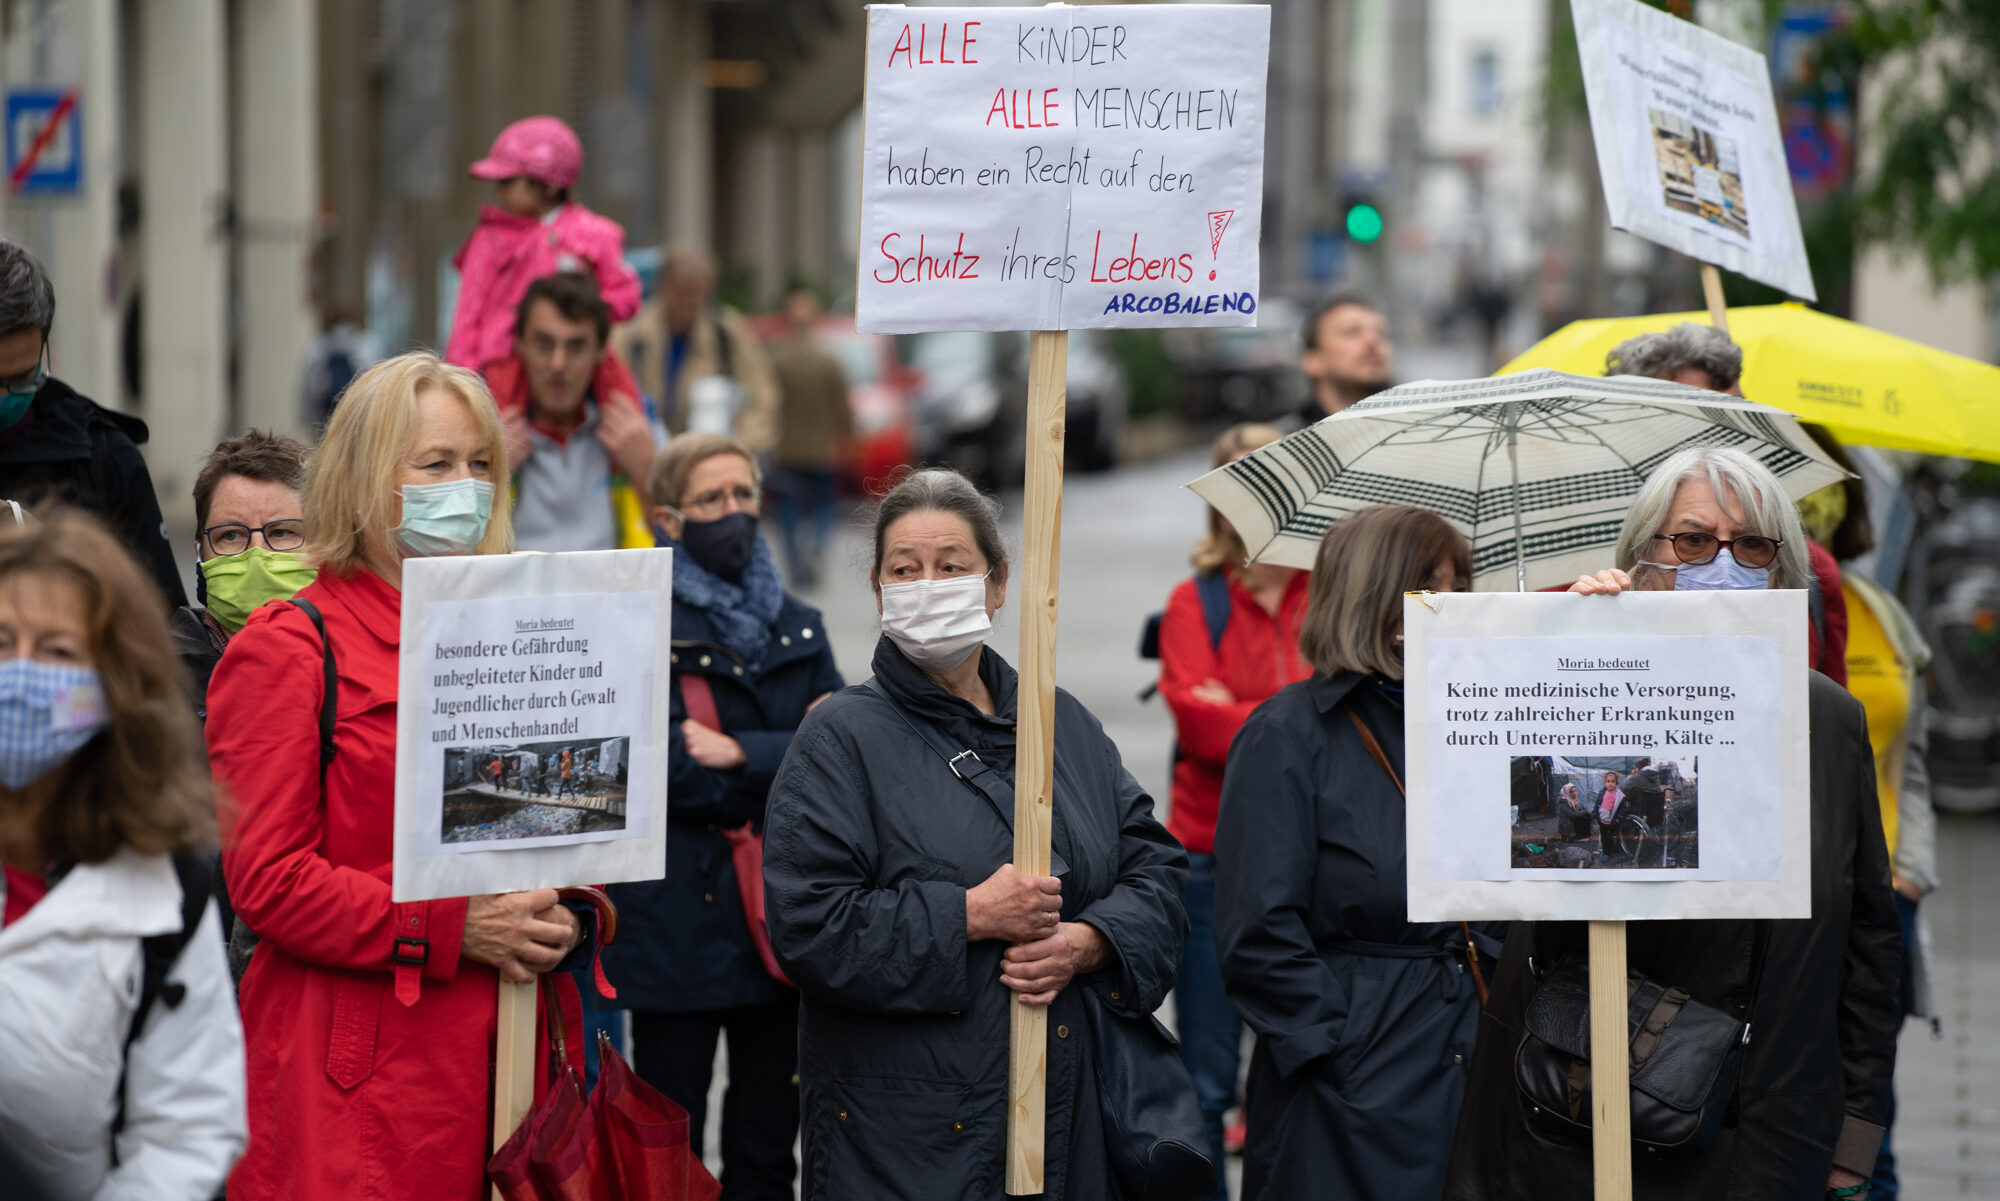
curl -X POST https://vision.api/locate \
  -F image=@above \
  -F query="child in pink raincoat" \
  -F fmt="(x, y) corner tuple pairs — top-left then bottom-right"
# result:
(446, 116), (643, 371)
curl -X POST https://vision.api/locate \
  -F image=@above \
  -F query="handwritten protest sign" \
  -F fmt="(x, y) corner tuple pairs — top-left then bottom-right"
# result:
(1571, 0), (1815, 300)
(857, 4), (1270, 333)
(392, 549), (672, 904)
(1404, 590), (1810, 922)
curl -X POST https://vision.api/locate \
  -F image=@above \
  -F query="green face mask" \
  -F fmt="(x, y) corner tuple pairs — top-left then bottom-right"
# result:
(199, 547), (318, 634)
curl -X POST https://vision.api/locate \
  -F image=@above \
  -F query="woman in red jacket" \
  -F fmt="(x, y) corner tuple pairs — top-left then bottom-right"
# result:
(1156, 422), (1313, 1199)
(208, 353), (588, 1201)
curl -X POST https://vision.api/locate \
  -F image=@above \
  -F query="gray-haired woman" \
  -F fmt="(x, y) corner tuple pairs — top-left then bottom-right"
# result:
(762, 468), (1189, 1201)
(1444, 446), (1904, 1201)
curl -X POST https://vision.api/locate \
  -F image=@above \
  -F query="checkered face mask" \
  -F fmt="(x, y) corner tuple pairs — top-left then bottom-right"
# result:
(0, 659), (107, 790)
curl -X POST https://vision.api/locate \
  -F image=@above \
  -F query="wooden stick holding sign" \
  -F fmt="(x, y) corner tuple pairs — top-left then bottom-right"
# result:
(1006, 330), (1068, 1193)
(1701, 262), (1732, 335)
(492, 979), (538, 1201)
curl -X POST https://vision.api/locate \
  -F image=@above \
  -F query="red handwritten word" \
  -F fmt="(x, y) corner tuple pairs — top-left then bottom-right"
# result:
(885, 22), (979, 68)
(873, 233), (981, 284)
(1088, 232), (1195, 285)
(985, 88), (1062, 129)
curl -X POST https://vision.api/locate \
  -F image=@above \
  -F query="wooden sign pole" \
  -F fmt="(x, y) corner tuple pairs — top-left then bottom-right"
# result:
(1006, 328), (1068, 1194)
(491, 977), (538, 1201)
(1700, 261), (1731, 334)
(1587, 919), (1633, 1201)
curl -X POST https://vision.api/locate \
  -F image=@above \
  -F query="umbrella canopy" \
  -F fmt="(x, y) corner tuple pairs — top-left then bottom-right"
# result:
(1500, 302), (2000, 463)
(1187, 368), (1849, 592)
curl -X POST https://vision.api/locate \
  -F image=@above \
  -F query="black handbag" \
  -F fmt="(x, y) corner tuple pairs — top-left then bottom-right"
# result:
(1078, 981), (1215, 1201)
(1514, 940), (1761, 1156)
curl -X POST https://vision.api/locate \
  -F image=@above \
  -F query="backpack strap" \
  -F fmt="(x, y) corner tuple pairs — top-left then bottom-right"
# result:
(1193, 570), (1233, 648)
(288, 598), (338, 786)
(111, 850), (214, 1156)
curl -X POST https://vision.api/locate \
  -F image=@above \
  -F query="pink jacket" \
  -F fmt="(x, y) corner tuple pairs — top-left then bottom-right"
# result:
(445, 202), (643, 370)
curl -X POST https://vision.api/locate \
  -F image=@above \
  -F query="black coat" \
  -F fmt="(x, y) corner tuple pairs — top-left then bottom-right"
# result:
(603, 589), (843, 1012)
(1444, 672), (1903, 1201)
(0, 378), (187, 608)
(1214, 671), (1503, 1201)
(763, 638), (1189, 1201)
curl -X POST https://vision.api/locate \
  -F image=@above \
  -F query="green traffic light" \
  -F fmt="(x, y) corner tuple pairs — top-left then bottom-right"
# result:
(1345, 203), (1384, 243)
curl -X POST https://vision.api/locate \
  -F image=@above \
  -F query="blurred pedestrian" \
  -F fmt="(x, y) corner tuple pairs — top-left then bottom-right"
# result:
(446, 116), (642, 372)
(1155, 421), (1310, 1196)
(208, 353), (595, 1201)
(767, 290), (851, 589)
(1605, 323), (1848, 682)
(484, 272), (659, 551)
(301, 307), (377, 427)
(614, 246), (780, 452)
(0, 239), (186, 609)
(172, 431), (314, 717)
(763, 468), (1190, 1201)
(1296, 292), (1394, 424)
(603, 432), (842, 1201)
(0, 508), (246, 1201)
(1449, 446), (1902, 1200)
(1214, 504), (1494, 1201)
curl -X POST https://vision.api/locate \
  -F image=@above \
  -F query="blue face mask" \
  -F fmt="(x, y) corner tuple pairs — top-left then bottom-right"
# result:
(0, 659), (108, 789)
(1667, 547), (1771, 592)
(393, 479), (494, 558)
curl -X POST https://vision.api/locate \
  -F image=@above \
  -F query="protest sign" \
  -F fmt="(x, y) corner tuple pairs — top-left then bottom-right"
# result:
(392, 548), (672, 904)
(1571, 0), (1815, 301)
(1404, 589), (1810, 922)
(856, 4), (1270, 333)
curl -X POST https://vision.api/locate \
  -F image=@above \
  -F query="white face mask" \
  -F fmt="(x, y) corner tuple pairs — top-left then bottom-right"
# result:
(1642, 547), (1772, 592)
(880, 573), (992, 673)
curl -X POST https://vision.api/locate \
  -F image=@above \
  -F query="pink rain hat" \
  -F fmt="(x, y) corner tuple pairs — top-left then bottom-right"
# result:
(468, 116), (582, 189)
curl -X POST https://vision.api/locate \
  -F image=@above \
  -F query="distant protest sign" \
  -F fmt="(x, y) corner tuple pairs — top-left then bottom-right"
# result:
(392, 549), (672, 903)
(856, 4), (1270, 333)
(1404, 590), (1811, 922)
(1571, 0), (1816, 300)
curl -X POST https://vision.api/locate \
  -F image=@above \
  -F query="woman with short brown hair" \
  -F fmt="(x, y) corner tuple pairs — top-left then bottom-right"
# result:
(1214, 504), (1495, 1201)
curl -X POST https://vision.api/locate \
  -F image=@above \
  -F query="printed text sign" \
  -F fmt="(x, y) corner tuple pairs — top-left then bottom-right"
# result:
(857, 5), (1270, 333)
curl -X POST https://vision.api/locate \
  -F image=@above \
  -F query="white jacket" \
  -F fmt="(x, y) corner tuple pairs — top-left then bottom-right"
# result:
(0, 847), (246, 1201)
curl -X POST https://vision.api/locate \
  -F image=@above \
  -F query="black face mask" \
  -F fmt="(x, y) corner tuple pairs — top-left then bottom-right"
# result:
(678, 511), (758, 580)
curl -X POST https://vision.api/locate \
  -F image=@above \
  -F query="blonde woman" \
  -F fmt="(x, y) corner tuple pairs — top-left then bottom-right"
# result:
(208, 353), (590, 1201)
(1214, 504), (1493, 1201)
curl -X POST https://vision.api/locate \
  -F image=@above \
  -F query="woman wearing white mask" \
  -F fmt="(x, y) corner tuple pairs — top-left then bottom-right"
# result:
(1445, 446), (1902, 1201)
(602, 432), (842, 1201)
(763, 467), (1191, 1201)
(206, 353), (592, 1201)
(0, 508), (245, 1201)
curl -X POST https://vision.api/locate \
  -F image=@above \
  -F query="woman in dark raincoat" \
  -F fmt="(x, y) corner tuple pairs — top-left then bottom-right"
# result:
(1214, 505), (1500, 1201)
(764, 469), (1189, 1201)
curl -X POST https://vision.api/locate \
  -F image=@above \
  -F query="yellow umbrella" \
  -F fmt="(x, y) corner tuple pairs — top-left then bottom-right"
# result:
(1500, 302), (2000, 463)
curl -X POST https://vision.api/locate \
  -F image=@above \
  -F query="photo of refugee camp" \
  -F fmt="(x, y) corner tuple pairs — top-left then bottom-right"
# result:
(440, 735), (631, 845)
(1648, 106), (1751, 239)
(1509, 754), (1699, 869)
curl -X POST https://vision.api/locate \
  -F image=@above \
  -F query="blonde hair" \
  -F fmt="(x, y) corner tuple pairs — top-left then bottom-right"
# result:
(1191, 422), (1285, 577)
(302, 352), (512, 576)
(648, 431), (760, 511)
(1298, 505), (1471, 679)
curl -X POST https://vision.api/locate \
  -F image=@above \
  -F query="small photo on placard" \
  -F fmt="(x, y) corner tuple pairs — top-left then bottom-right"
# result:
(1646, 107), (1749, 241)
(439, 735), (633, 847)
(1507, 754), (1700, 872)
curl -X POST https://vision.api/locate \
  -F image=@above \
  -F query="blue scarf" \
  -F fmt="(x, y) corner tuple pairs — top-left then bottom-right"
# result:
(669, 533), (785, 670)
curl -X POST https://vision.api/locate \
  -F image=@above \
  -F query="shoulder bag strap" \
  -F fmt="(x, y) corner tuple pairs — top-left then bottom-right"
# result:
(680, 670), (722, 730)
(287, 598), (337, 789)
(112, 850), (213, 1158)
(1193, 571), (1232, 649)
(1341, 701), (1489, 1007)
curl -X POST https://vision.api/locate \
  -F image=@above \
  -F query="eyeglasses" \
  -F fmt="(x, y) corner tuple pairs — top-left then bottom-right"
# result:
(202, 521), (306, 556)
(681, 485), (759, 520)
(1651, 531), (1782, 569)
(0, 344), (48, 397)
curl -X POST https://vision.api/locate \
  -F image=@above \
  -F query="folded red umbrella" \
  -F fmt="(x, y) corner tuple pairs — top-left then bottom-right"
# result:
(595, 1032), (720, 1201)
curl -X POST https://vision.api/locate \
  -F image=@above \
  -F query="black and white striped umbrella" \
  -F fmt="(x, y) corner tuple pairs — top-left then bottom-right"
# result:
(1187, 368), (1849, 592)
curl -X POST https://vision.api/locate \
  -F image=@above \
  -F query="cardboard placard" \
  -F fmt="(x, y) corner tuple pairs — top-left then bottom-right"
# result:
(1404, 590), (1811, 922)
(1571, 0), (1816, 300)
(392, 549), (672, 903)
(856, 4), (1270, 333)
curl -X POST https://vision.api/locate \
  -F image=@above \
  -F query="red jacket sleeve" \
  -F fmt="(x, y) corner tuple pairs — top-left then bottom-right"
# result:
(1158, 577), (1259, 768)
(1810, 542), (1850, 686)
(210, 603), (466, 978)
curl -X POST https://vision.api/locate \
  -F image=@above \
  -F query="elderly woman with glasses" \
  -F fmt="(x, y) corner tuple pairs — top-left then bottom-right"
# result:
(1444, 446), (1903, 1201)
(601, 431), (843, 1201)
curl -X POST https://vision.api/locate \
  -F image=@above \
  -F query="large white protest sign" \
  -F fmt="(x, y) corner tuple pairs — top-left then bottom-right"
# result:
(1404, 589), (1810, 922)
(392, 549), (672, 903)
(1571, 0), (1815, 300)
(857, 4), (1269, 333)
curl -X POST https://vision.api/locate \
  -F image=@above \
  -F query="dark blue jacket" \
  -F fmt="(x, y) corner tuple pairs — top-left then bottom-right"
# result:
(604, 589), (843, 1012)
